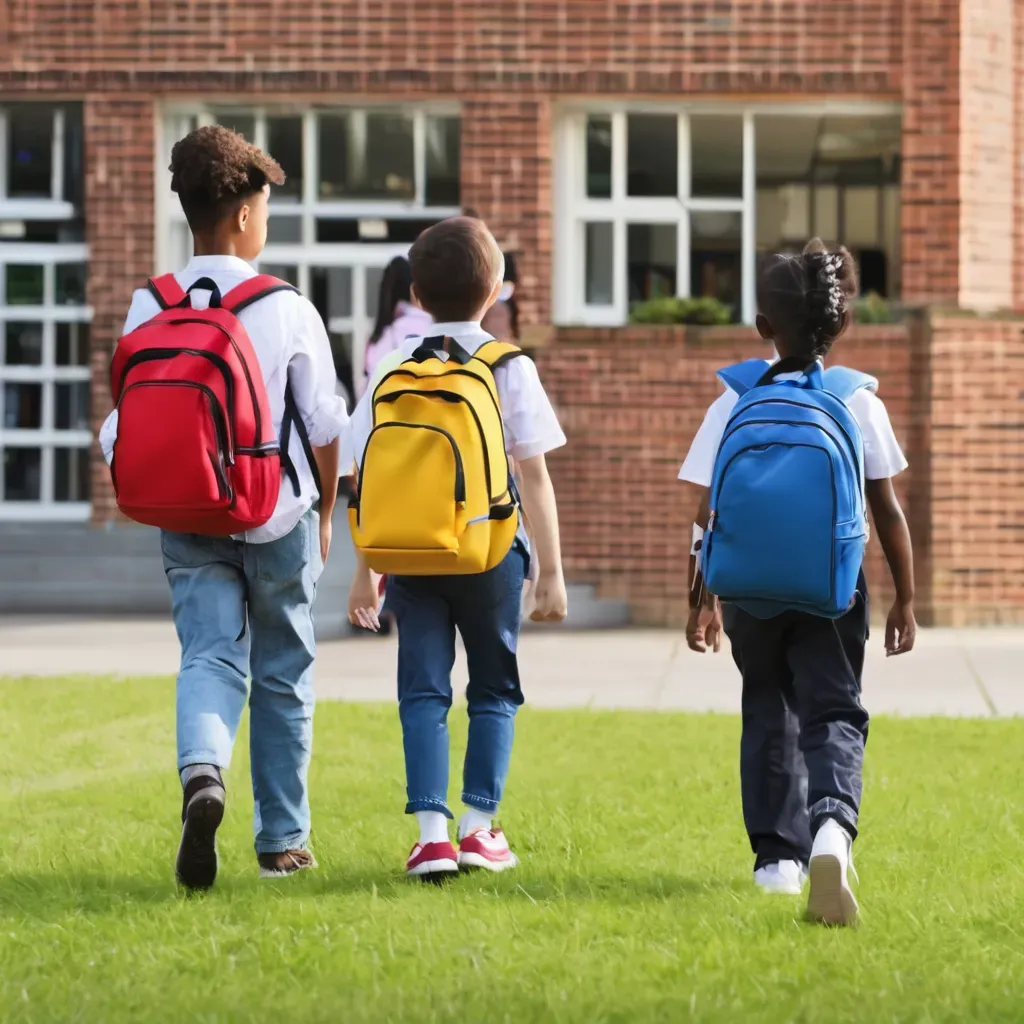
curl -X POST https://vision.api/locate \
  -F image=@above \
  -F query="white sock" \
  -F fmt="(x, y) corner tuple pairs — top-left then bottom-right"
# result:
(458, 807), (493, 839)
(415, 810), (449, 846)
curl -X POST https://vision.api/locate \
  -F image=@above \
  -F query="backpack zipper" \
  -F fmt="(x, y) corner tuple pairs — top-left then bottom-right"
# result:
(356, 421), (466, 526)
(117, 379), (234, 497)
(373, 388), (494, 500)
(129, 316), (264, 444)
(118, 346), (236, 461)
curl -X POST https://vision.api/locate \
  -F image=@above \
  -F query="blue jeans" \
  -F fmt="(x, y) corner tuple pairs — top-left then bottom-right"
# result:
(386, 544), (528, 819)
(160, 508), (322, 854)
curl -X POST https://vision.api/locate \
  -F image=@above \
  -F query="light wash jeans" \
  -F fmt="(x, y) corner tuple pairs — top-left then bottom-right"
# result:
(160, 508), (322, 854)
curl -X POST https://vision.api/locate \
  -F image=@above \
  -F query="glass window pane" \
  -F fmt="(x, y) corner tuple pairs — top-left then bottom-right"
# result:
(330, 333), (355, 412)
(3, 447), (42, 501)
(62, 103), (85, 209)
(691, 210), (742, 320)
(213, 110), (256, 141)
(690, 115), (743, 198)
(168, 221), (193, 268)
(260, 264), (299, 287)
(4, 383), (43, 428)
(586, 116), (612, 199)
(365, 266), (384, 323)
(267, 116), (303, 200)
(627, 115), (677, 197)
(585, 222), (614, 305)
(56, 323), (90, 367)
(7, 105), (53, 197)
(56, 262), (87, 305)
(310, 266), (353, 322)
(627, 223), (677, 304)
(318, 112), (415, 200)
(55, 446), (91, 502)
(424, 116), (461, 207)
(267, 215), (303, 244)
(4, 323), (43, 365)
(6, 265), (44, 305)
(55, 382), (91, 430)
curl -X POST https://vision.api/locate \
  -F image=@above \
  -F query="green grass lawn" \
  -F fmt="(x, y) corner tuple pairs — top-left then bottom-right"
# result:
(1, 677), (1023, 1023)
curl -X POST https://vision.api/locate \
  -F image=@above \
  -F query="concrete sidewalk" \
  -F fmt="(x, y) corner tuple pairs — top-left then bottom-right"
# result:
(2, 617), (1021, 717)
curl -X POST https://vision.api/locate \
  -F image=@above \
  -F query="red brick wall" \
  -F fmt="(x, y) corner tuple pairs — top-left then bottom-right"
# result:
(928, 315), (1024, 625)
(958, 0), (1014, 310)
(538, 325), (916, 626)
(84, 97), (156, 521)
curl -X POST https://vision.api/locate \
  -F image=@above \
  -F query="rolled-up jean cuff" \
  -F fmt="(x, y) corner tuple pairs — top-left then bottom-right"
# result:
(255, 833), (310, 855)
(811, 798), (859, 841)
(177, 750), (230, 772)
(461, 792), (500, 814)
(405, 798), (454, 819)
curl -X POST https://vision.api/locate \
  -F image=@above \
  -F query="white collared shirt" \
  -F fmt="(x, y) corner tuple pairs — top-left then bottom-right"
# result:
(678, 357), (908, 488)
(98, 254), (348, 544)
(342, 321), (566, 472)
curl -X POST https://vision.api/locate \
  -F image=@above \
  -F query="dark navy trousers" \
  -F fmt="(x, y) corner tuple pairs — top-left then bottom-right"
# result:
(722, 571), (870, 869)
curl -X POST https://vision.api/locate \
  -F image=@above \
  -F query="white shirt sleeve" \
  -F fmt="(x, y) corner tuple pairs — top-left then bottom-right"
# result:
(286, 296), (349, 448)
(494, 355), (567, 462)
(99, 289), (162, 465)
(678, 392), (735, 488)
(847, 389), (908, 480)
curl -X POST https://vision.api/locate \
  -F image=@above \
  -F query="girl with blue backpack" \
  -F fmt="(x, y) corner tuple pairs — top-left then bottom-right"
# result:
(679, 239), (916, 926)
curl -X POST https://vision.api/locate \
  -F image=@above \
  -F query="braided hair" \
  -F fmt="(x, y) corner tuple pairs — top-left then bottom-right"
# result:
(756, 238), (860, 360)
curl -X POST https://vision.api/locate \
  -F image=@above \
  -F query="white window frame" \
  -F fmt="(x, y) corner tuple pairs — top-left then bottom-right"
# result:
(0, 104), (91, 521)
(553, 100), (902, 327)
(156, 102), (461, 385)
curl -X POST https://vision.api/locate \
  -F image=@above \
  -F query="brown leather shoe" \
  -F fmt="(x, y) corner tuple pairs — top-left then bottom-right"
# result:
(257, 848), (318, 879)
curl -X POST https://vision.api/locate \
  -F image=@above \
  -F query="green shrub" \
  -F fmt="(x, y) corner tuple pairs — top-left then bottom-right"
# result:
(853, 291), (903, 324)
(628, 295), (732, 326)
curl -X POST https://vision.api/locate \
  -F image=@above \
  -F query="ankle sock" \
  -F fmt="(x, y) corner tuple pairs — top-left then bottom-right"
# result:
(458, 806), (493, 839)
(415, 810), (449, 846)
(180, 763), (222, 788)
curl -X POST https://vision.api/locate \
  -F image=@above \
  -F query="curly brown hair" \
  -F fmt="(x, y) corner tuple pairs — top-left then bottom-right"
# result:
(169, 125), (285, 232)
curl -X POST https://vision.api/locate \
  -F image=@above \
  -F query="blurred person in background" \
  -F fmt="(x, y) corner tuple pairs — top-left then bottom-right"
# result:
(361, 255), (432, 397)
(481, 251), (519, 340)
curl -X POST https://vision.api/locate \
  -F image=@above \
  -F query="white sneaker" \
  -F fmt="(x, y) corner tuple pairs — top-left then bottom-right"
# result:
(807, 819), (859, 926)
(754, 859), (807, 895)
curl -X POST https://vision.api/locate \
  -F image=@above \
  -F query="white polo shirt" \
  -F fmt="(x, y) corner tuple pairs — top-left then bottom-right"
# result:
(679, 360), (908, 488)
(342, 321), (566, 472)
(99, 254), (348, 544)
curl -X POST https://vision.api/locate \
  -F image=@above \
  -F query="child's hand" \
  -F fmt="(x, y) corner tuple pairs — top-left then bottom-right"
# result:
(319, 516), (332, 566)
(885, 600), (916, 656)
(686, 603), (722, 653)
(348, 572), (382, 632)
(530, 570), (568, 623)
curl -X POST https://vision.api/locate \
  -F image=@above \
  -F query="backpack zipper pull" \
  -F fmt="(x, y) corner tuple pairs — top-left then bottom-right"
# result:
(707, 511), (717, 533)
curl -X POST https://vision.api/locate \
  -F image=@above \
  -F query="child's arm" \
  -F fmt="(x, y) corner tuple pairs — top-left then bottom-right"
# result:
(866, 477), (916, 655)
(517, 452), (567, 622)
(347, 551), (382, 632)
(312, 438), (339, 563)
(683, 483), (722, 653)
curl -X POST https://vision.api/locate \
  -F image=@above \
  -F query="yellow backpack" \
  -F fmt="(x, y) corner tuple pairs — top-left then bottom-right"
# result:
(348, 335), (522, 576)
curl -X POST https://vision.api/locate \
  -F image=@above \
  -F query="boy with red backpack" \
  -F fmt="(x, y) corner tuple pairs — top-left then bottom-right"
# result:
(98, 126), (347, 889)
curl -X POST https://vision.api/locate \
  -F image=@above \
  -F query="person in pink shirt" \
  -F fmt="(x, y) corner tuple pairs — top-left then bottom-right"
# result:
(361, 256), (433, 396)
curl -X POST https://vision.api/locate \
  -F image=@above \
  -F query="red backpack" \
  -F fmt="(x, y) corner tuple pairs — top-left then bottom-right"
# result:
(110, 273), (318, 535)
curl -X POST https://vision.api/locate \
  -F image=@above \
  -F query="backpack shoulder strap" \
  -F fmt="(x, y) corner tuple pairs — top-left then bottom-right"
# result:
(474, 339), (523, 371)
(716, 359), (772, 397)
(147, 274), (187, 310)
(822, 366), (879, 401)
(223, 274), (299, 315)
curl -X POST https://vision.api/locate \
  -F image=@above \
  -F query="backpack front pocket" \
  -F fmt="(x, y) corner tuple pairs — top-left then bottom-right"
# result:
(355, 422), (465, 557)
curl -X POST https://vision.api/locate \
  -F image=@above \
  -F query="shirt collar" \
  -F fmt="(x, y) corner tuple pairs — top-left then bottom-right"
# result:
(427, 321), (493, 354)
(185, 254), (257, 276)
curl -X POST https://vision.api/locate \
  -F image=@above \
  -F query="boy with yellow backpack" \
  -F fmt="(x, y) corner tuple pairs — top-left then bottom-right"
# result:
(345, 217), (567, 879)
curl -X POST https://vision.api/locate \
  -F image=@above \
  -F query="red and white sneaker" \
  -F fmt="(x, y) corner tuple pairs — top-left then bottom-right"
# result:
(457, 827), (519, 872)
(405, 840), (459, 880)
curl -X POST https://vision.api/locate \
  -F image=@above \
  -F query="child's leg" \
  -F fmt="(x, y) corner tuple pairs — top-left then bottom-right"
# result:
(386, 575), (458, 821)
(448, 546), (527, 824)
(785, 581), (870, 840)
(243, 510), (320, 858)
(161, 531), (250, 776)
(724, 605), (813, 869)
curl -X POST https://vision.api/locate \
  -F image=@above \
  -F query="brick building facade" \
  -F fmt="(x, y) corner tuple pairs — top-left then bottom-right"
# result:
(1, 1), (1023, 624)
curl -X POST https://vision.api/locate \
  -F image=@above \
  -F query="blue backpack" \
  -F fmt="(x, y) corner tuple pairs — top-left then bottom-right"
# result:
(701, 358), (877, 619)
